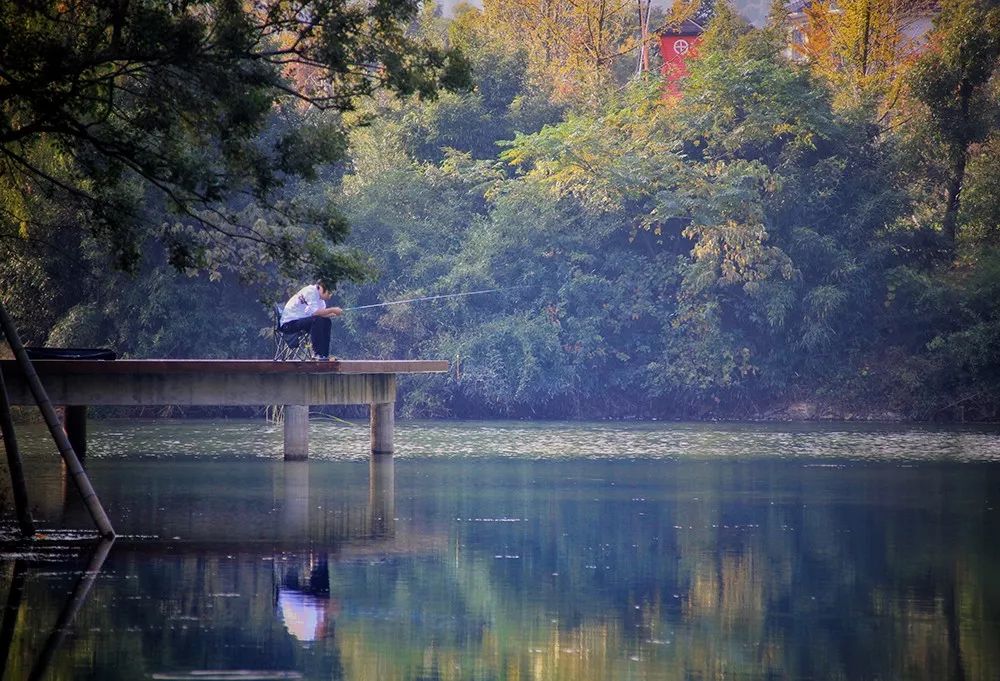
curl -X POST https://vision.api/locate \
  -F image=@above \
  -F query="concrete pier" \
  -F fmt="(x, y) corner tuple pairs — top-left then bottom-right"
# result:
(0, 359), (446, 460)
(283, 405), (310, 461)
(370, 402), (394, 454)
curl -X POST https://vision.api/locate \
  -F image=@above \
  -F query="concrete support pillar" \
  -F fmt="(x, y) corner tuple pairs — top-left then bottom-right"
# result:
(369, 452), (395, 537)
(283, 405), (309, 461)
(63, 405), (87, 461)
(370, 402), (394, 454)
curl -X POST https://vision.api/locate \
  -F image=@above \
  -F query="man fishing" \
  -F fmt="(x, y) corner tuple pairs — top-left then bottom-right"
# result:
(278, 283), (518, 360)
(279, 281), (343, 360)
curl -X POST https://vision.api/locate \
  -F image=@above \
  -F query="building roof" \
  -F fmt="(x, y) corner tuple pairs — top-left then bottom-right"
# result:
(658, 19), (705, 36)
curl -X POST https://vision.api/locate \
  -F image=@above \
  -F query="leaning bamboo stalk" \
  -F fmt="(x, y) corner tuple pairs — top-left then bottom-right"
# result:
(0, 301), (114, 538)
(0, 366), (35, 536)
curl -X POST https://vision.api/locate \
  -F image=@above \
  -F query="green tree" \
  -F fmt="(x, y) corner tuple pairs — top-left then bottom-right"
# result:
(1, 0), (469, 287)
(785, 0), (938, 120)
(908, 0), (1000, 248)
(477, 0), (652, 106)
(501, 8), (908, 413)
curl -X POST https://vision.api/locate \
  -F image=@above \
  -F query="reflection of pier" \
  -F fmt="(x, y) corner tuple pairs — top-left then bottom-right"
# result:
(0, 455), (449, 681)
(0, 359), (447, 460)
(0, 454), (444, 680)
(56, 454), (416, 549)
(278, 454), (396, 544)
(369, 453), (394, 538)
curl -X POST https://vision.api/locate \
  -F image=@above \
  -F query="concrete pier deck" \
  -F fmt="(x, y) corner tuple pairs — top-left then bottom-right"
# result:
(0, 359), (448, 459)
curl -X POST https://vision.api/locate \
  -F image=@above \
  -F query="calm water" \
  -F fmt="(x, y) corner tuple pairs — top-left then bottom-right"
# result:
(1, 419), (998, 681)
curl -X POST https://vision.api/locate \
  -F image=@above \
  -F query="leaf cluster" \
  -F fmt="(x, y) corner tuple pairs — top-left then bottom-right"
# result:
(1, 0), (470, 287)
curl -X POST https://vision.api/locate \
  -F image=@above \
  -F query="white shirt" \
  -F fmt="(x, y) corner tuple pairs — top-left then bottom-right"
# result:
(281, 285), (326, 325)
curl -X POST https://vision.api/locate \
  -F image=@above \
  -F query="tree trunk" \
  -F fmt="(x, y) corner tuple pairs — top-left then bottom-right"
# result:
(943, 148), (968, 246)
(942, 78), (973, 247)
(860, 0), (872, 79)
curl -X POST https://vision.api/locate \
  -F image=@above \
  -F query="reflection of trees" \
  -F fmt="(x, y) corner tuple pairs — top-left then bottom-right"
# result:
(324, 460), (999, 681)
(0, 540), (113, 681)
(956, 557), (1000, 681)
(0, 559), (27, 681)
(1, 547), (344, 680)
(1, 459), (996, 680)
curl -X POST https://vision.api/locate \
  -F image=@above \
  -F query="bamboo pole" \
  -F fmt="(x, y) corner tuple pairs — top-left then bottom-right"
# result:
(0, 301), (114, 538)
(0, 366), (35, 536)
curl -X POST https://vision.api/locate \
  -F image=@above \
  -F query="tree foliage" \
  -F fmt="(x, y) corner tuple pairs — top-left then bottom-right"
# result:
(789, 0), (939, 118)
(906, 0), (1000, 246)
(4, 1), (1000, 421)
(0, 0), (469, 286)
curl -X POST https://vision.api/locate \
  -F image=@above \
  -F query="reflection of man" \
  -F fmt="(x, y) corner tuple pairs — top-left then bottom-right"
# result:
(279, 281), (343, 360)
(278, 589), (334, 642)
(277, 558), (338, 642)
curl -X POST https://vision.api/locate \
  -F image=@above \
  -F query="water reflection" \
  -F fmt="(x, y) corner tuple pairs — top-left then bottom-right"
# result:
(0, 559), (26, 680)
(0, 538), (113, 681)
(276, 554), (335, 644)
(273, 457), (392, 646)
(26, 538), (114, 681)
(368, 453), (394, 539)
(1, 423), (999, 680)
(281, 462), (310, 539)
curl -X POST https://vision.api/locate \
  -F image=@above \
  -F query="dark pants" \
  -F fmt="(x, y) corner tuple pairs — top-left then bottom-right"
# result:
(280, 316), (331, 357)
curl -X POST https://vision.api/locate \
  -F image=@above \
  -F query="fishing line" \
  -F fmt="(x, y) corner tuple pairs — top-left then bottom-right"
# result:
(341, 286), (525, 312)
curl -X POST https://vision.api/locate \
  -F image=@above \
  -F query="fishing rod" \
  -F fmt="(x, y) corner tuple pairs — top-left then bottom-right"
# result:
(341, 286), (524, 312)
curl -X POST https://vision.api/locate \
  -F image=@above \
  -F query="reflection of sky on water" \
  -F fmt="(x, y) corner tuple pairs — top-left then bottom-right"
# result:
(18, 418), (1000, 462)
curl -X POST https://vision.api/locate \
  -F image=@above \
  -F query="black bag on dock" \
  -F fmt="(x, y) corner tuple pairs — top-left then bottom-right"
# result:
(25, 347), (117, 360)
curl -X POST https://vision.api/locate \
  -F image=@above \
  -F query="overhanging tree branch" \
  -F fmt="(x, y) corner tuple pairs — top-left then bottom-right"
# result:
(1, 0), (470, 283)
